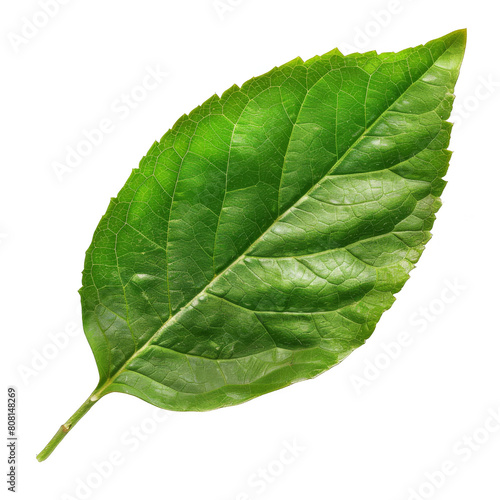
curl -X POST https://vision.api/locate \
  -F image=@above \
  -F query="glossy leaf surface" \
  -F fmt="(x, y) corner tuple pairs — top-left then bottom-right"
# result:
(83, 30), (465, 410)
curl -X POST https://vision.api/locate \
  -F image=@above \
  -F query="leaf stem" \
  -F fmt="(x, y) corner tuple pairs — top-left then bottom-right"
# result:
(36, 392), (99, 462)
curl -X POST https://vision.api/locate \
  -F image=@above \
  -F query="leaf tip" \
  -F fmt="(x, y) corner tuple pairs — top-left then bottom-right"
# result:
(449, 28), (467, 45)
(428, 29), (467, 57)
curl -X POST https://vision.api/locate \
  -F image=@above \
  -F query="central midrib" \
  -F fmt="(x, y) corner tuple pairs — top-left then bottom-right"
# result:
(92, 40), (455, 399)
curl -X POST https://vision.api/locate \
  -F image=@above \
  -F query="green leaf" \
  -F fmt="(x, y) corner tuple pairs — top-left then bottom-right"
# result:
(38, 30), (466, 461)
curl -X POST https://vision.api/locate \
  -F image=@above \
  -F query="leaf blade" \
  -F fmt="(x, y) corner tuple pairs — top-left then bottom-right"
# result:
(80, 30), (466, 411)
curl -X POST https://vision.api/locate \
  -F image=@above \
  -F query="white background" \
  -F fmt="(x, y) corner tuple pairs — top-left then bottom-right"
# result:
(1, 1), (499, 499)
